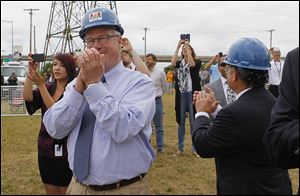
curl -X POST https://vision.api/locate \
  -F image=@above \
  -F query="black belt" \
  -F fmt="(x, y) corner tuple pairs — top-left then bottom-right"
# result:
(77, 173), (146, 191)
(155, 96), (161, 100)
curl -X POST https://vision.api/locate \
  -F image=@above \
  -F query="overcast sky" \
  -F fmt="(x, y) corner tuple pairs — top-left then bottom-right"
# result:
(1, 1), (299, 58)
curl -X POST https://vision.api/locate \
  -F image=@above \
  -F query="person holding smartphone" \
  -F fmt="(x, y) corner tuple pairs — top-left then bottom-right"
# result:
(23, 53), (77, 195)
(171, 36), (202, 155)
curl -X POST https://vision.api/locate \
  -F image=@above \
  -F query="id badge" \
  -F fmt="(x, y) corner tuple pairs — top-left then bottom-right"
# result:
(54, 144), (63, 157)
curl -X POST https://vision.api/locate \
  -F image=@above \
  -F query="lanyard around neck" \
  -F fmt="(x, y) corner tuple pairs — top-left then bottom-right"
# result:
(274, 61), (282, 76)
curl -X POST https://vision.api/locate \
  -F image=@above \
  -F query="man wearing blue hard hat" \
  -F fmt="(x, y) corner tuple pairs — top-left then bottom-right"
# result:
(44, 7), (156, 195)
(192, 38), (292, 194)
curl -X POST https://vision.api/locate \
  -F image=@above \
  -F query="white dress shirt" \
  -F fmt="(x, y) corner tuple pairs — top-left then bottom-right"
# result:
(269, 60), (284, 85)
(149, 67), (167, 98)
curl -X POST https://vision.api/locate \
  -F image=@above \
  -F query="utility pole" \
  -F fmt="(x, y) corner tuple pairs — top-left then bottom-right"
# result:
(34, 25), (37, 53)
(1, 20), (14, 55)
(267, 29), (275, 48)
(24, 8), (39, 54)
(143, 27), (149, 57)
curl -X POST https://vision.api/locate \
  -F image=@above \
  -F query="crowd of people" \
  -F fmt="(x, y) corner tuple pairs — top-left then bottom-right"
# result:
(19, 6), (298, 195)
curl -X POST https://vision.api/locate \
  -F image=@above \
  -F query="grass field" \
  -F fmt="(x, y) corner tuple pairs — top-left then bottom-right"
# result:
(1, 93), (299, 194)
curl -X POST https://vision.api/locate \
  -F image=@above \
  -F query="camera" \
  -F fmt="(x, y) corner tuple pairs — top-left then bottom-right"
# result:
(180, 34), (190, 41)
(32, 53), (45, 62)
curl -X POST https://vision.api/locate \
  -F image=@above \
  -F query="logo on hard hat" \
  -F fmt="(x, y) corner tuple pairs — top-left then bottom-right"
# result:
(89, 11), (102, 22)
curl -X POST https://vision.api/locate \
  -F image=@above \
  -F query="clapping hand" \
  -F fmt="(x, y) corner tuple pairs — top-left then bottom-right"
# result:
(75, 71), (87, 94)
(76, 48), (105, 86)
(195, 86), (220, 114)
(193, 91), (201, 105)
(204, 86), (217, 103)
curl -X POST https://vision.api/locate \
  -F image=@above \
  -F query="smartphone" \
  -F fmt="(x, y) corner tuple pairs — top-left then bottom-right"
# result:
(32, 53), (45, 62)
(180, 34), (190, 41)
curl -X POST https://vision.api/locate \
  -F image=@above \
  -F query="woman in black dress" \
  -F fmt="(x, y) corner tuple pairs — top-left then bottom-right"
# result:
(23, 53), (77, 194)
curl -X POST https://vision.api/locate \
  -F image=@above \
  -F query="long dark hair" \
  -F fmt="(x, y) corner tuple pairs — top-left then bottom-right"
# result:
(181, 45), (196, 60)
(49, 53), (77, 96)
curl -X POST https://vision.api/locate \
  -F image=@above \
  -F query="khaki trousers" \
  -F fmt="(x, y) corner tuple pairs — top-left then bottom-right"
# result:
(66, 176), (151, 195)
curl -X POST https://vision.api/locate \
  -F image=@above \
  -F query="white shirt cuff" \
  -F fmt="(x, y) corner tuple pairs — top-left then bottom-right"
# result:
(195, 112), (209, 119)
(211, 105), (222, 118)
(86, 81), (102, 90)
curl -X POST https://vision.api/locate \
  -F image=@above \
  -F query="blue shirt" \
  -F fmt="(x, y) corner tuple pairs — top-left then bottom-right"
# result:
(43, 61), (156, 185)
(209, 64), (221, 83)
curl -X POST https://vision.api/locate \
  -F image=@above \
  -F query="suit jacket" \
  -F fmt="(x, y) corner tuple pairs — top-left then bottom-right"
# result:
(264, 47), (299, 169)
(206, 78), (227, 107)
(192, 87), (292, 195)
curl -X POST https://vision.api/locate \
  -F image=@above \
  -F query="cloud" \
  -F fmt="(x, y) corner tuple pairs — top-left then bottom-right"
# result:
(1, 1), (299, 57)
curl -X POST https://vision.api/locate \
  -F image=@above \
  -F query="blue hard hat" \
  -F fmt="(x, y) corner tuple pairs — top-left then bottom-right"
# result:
(79, 7), (124, 40)
(224, 38), (270, 70)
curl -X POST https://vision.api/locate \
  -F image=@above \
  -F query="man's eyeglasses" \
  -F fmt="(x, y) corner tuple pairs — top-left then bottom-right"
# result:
(84, 34), (120, 47)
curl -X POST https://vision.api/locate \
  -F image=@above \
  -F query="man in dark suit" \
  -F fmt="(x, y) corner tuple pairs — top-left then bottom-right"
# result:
(206, 55), (236, 107)
(192, 38), (292, 194)
(263, 47), (299, 188)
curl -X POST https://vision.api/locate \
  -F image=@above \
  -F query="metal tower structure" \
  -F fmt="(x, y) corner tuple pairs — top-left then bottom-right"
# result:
(43, 1), (117, 67)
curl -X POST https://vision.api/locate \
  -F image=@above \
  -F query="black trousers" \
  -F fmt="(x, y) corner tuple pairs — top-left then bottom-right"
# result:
(269, 84), (279, 98)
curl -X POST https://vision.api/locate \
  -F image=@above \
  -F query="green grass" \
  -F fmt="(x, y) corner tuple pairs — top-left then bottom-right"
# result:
(1, 115), (44, 195)
(1, 93), (299, 194)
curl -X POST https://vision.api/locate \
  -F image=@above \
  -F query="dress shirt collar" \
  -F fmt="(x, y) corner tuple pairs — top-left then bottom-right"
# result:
(236, 87), (252, 100)
(221, 76), (227, 85)
(149, 66), (156, 73)
(104, 61), (125, 85)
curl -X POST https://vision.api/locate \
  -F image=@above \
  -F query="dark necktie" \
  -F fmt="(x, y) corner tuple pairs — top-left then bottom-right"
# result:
(73, 76), (105, 182)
